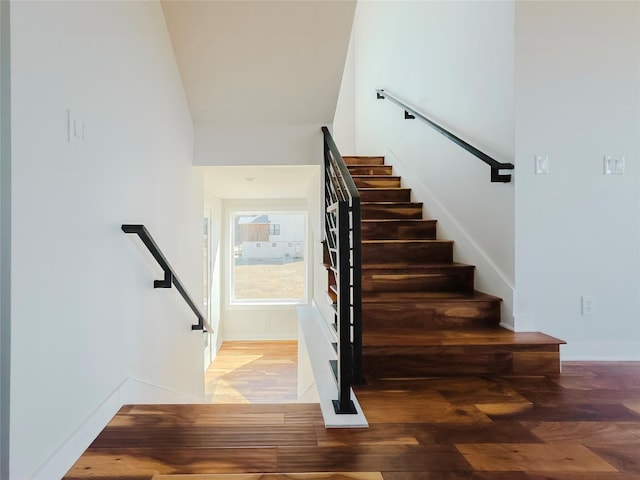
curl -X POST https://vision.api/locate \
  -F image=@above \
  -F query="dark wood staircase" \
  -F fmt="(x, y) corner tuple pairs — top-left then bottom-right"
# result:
(339, 155), (565, 380)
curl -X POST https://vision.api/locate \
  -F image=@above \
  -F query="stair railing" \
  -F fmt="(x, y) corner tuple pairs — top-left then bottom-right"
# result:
(376, 89), (515, 183)
(122, 224), (212, 332)
(322, 126), (362, 414)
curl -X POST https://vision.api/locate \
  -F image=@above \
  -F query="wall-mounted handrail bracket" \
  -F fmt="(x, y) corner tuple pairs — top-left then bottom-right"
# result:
(122, 224), (212, 333)
(154, 270), (172, 289)
(491, 167), (512, 183)
(375, 88), (515, 183)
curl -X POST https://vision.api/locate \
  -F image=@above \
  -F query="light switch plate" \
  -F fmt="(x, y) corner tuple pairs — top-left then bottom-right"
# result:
(604, 155), (625, 175)
(68, 109), (87, 146)
(534, 155), (549, 175)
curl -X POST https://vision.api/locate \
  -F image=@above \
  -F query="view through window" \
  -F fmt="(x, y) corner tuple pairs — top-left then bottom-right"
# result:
(231, 212), (306, 303)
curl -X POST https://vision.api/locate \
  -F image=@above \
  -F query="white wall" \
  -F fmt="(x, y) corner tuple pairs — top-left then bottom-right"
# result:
(333, 27), (356, 155)
(195, 124), (325, 167)
(10, 2), (204, 478)
(205, 197), (223, 354)
(514, 1), (640, 359)
(341, 1), (516, 325)
(0, 1), (11, 478)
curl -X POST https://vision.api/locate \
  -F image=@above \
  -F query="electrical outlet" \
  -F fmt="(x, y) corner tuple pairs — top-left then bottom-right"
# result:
(581, 296), (595, 315)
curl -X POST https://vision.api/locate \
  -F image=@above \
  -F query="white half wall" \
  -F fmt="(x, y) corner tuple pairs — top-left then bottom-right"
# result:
(341, 0), (516, 325)
(10, 2), (204, 478)
(514, 1), (640, 359)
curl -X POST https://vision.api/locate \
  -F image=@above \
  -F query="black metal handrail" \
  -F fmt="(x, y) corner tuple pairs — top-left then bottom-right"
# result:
(322, 126), (362, 414)
(376, 89), (515, 183)
(122, 224), (212, 332)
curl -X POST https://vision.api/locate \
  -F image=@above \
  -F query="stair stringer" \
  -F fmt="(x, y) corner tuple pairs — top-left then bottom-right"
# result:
(383, 147), (516, 329)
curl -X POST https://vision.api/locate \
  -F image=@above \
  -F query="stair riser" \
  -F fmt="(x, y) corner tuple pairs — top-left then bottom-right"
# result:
(343, 156), (385, 166)
(359, 189), (411, 203)
(353, 177), (401, 188)
(362, 347), (560, 377)
(361, 204), (423, 220)
(362, 269), (474, 293)
(362, 242), (453, 264)
(362, 301), (501, 330)
(361, 221), (437, 240)
(348, 165), (393, 176)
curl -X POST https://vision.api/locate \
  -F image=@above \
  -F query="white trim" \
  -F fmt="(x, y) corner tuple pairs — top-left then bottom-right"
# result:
(30, 377), (204, 479)
(561, 342), (640, 361)
(120, 377), (205, 405)
(29, 385), (121, 480)
(222, 333), (298, 341)
(386, 147), (514, 290)
(297, 306), (368, 428)
(385, 147), (516, 328)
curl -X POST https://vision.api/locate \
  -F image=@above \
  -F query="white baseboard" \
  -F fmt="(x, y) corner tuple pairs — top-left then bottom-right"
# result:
(30, 385), (122, 480)
(30, 377), (204, 479)
(561, 342), (640, 361)
(120, 377), (204, 405)
(384, 147), (515, 328)
(221, 334), (298, 341)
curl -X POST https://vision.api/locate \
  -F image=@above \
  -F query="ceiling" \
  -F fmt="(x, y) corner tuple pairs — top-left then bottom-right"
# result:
(161, 0), (357, 126)
(161, 1), (354, 198)
(201, 165), (320, 200)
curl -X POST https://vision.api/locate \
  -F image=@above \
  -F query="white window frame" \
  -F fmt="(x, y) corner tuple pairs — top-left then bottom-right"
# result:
(226, 203), (309, 308)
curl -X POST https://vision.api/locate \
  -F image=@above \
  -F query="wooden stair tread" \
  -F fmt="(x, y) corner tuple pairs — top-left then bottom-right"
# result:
(361, 219), (435, 223)
(363, 327), (566, 348)
(343, 155), (385, 165)
(352, 175), (400, 179)
(333, 153), (563, 376)
(362, 290), (501, 303)
(362, 239), (451, 245)
(361, 201), (421, 205)
(362, 262), (472, 271)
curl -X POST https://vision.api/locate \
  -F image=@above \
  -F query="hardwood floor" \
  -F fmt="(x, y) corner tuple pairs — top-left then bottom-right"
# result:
(205, 341), (298, 404)
(66, 342), (640, 479)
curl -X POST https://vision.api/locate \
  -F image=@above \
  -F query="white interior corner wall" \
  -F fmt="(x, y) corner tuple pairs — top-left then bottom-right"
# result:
(204, 194), (223, 353)
(10, 2), (203, 479)
(194, 124), (326, 167)
(514, 1), (640, 359)
(332, 25), (356, 155)
(0, 2), (11, 478)
(161, 0), (356, 168)
(347, 1), (516, 326)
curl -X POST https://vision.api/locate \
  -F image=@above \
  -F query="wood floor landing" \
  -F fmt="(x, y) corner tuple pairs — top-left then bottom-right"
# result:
(65, 341), (640, 479)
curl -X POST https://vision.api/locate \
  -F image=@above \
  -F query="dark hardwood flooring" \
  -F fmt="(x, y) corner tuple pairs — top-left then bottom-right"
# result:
(66, 342), (640, 479)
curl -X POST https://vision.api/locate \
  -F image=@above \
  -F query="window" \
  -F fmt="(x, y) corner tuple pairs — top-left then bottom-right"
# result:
(231, 211), (306, 304)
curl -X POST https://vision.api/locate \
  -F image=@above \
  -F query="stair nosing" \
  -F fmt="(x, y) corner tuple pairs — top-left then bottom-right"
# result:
(361, 262), (474, 270)
(362, 239), (453, 244)
(361, 219), (436, 223)
(361, 202), (423, 206)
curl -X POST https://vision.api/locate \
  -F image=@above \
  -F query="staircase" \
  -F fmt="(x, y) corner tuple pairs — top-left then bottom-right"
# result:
(340, 155), (565, 380)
